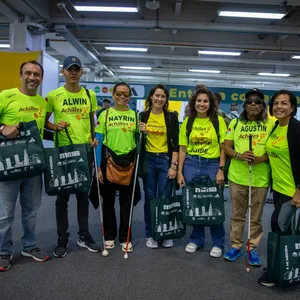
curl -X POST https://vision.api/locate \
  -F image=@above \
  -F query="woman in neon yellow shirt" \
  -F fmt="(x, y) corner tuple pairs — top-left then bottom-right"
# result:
(177, 87), (226, 257)
(258, 89), (300, 287)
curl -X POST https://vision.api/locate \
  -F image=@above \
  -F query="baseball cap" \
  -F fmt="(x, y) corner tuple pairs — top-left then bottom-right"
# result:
(62, 56), (82, 69)
(245, 88), (264, 100)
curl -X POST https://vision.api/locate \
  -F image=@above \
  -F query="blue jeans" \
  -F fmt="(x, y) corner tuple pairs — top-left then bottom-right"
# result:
(184, 154), (225, 250)
(143, 152), (173, 238)
(0, 174), (42, 255)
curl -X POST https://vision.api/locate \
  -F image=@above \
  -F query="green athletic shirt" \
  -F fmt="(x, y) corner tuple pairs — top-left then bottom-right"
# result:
(225, 118), (274, 187)
(266, 125), (295, 197)
(179, 115), (227, 158)
(95, 107), (137, 155)
(46, 86), (97, 146)
(0, 88), (46, 138)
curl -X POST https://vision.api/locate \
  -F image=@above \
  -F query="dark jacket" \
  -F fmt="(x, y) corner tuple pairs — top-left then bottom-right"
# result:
(287, 117), (300, 187)
(138, 110), (179, 177)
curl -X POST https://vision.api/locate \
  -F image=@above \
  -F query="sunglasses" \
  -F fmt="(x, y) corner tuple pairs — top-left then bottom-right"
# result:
(115, 91), (130, 97)
(245, 97), (264, 105)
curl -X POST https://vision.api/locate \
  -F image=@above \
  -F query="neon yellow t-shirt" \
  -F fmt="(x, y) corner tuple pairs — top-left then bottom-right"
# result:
(95, 108), (137, 155)
(226, 118), (274, 187)
(46, 86), (97, 146)
(145, 112), (168, 153)
(179, 115), (227, 158)
(0, 88), (46, 138)
(266, 125), (295, 197)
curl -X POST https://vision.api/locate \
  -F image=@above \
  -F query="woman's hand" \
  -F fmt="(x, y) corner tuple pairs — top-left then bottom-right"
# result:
(168, 167), (177, 179)
(90, 137), (98, 148)
(215, 169), (225, 188)
(97, 167), (104, 184)
(177, 173), (185, 187)
(56, 120), (70, 131)
(292, 189), (300, 208)
(238, 151), (256, 163)
(139, 121), (147, 133)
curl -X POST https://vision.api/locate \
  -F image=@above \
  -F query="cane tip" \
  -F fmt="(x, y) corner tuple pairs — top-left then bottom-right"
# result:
(102, 249), (109, 257)
(246, 267), (250, 273)
(124, 253), (128, 259)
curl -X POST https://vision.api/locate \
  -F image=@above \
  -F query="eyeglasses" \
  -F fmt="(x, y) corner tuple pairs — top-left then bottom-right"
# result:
(245, 97), (264, 105)
(115, 91), (130, 97)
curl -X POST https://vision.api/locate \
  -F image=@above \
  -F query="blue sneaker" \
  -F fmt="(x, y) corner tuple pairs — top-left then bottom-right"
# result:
(223, 247), (242, 261)
(249, 249), (261, 266)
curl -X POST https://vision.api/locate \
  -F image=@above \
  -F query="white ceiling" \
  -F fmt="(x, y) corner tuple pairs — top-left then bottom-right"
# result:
(1, 0), (300, 89)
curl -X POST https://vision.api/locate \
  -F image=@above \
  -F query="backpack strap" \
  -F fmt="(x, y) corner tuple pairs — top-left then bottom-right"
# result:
(269, 120), (279, 136)
(186, 117), (194, 143)
(212, 116), (220, 144)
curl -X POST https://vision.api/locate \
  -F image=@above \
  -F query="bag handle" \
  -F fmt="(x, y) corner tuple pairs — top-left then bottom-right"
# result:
(190, 175), (212, 188)
(162, 179), (177, 199)
(291, 207), (300, 235)
(55, 127), (73, 148)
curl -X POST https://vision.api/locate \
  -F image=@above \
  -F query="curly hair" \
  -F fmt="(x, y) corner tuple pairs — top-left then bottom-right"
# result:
(188, 87), (218, 123)
(145, 84), (169, 112)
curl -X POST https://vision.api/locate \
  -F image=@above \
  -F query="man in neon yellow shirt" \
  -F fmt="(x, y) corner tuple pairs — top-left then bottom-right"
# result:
(45, 56), (100, 258)
(0, 61), (49, 272)
(223, 88), (274, 266)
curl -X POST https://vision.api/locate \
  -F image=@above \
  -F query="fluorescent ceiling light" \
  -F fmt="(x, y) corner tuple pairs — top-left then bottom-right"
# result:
(74, 6), (138, 12)
(292, 55), (300, 59)
(0, 44), (10, 48)
(188, 69), (220, 73)
(218, 10), (285, 19)
(258, 73), (290, 77)
(120, 66), (152, 70)
(198, 50), (241, 56)
(105, 47), (147, 52)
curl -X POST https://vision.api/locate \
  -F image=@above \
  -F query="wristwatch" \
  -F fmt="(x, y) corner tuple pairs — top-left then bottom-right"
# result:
(219, 166), (225, 171)
(0, 124), (5, 134)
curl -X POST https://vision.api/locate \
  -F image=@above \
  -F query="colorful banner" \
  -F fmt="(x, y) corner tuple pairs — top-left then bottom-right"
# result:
(0, 51), (41, 92)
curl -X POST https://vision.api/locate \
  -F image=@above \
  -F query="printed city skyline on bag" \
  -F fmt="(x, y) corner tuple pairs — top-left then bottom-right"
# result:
(182, 183), (225, 225)
(283, 241), (300, 285)
(45, 146), (91, 195)
(0, 121), (46, 181)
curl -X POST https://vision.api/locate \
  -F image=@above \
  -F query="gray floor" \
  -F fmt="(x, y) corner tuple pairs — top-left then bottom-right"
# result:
(1, 181), (299, 300)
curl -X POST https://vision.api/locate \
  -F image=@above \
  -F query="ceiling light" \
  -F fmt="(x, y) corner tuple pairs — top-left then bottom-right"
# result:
(258, 73), (290, 77)
(74, 6), (138, 13)
(292, 55), (300, 59)
(0, 43), (10, 48)
(188, 69), (220, 74)
(198, 50), (241, 56)
(218, 10), (285, 19)
(120, 66), (152, 70)
(105, 47), (147, 52)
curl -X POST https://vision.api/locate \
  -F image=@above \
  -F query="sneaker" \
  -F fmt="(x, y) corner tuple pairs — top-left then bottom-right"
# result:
(249, 249), (261, 266)
(162, 239), (173, 248)
(0, 254), (13, 272)
(121, 242), (133, 253)
(258, 268), (275, 287)
(210, 247), (223, 258)
(77, 234), (101, 253)
(53, 237), (68, 258)
(104, 240), (115, 249)
(185, 242), (199, 253)
(21, 248), (50, 262)
(223, 247), (242, 262)
(146, 237), (158, 249)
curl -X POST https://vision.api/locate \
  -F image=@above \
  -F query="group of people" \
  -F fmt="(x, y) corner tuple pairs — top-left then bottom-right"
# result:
(0, 57), (299, 289)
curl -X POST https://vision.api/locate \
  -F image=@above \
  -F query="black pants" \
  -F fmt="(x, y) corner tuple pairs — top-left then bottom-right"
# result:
(271, 190), (294, 234)
(56, 193), (89, 238)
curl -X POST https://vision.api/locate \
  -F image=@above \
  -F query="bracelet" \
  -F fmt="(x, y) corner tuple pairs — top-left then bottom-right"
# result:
(170, 166), (177, 171)
(171, 161), (178, 166)
(0, 124), (6, 134)
(236, 153), (241, 160)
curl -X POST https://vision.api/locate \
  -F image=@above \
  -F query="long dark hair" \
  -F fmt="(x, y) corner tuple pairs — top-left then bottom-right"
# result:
(188, 87), (218, 123)
(145, 84), (169, 112)
(239, 99), (268, 124)
(269, 89), (297, 117)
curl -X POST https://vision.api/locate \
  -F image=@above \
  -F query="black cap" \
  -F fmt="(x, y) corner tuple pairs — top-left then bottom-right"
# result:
(245, 88), (264, 100)
(62, 56), (82, 69)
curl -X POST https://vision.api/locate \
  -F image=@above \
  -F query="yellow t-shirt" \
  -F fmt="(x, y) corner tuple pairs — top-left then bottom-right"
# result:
(95, 108), (137, 155)
(226, 118), (274, 187)
(145, 112), (168, 153)
(179, 115), (227, 158)
(46, 86), (97, 146)
(266, 125), (295, 197)
(0, 88), (46, 138)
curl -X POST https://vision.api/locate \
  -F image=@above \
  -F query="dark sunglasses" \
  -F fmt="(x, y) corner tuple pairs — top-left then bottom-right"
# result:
(245, 97), (264, 105)
(115, 91), (130, 97)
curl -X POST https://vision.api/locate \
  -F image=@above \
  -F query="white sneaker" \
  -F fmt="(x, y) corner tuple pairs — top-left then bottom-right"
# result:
(185, 242), (198, 253)
(162, 239), (173, 248)
(146, 237), (158, 249)
(121, 242), (133, 253)
(104, 240), (115, 249)
(210, 246), (223, 258)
